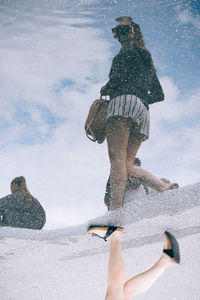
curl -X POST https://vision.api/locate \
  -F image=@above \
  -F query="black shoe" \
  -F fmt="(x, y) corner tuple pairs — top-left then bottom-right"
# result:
(170, 183), (179, 189)
(163, 231), (180, 264)
(87, 225), (123, 241)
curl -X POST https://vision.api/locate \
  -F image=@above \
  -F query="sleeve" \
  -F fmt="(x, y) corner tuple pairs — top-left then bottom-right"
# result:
(147, 73), (164, 104)
(101, 52), (129, 96)
(101, 60), (120, 95)
(0, 195), (24, 212)
(0, 196), (10, 209)
(0, 196), (14, 213)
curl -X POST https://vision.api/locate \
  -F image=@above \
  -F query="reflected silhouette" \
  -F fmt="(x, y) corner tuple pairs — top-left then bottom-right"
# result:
(104, 157), (179, 211)
(0, 176), (46, 230)
(101, 17), (175, 211)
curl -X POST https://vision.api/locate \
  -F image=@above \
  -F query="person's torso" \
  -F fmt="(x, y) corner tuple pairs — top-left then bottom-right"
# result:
(108, 46), (155, 104)
(0, 192), (46, 229)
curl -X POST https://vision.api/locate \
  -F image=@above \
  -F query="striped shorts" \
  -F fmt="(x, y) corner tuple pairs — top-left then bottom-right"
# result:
(106, 95), (150, 140)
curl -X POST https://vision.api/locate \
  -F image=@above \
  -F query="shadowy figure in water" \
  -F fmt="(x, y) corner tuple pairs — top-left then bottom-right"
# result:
(101, 16), (177, 211)
(104, 157), (142, 210)
(104, 157), (178, 210)
(88, 226), (180, 300)
(0, 176), (46, 230)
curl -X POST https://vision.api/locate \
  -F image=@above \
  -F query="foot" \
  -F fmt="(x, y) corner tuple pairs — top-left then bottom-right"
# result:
(163, 231), (180, 264)
(160, 178), (171, 184)
(169, 183), (179, 189)
(160, 178), (179, 190)
(87, 226), (123, 241)
(106, 228), (123, 242)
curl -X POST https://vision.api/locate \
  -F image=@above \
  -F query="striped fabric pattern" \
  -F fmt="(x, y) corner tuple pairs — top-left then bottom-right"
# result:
(106, 95), (150, 139)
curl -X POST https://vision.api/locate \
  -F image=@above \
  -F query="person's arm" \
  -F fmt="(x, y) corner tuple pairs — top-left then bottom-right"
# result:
(100, 68), (120, 96)
(0, 195), (19, 210)
(147, 73), (164, 104)
(100, 54), (125, 96)
(100, 84), (110, 96)
(0, 196), (10, 209)
(0, 196), (11, 222)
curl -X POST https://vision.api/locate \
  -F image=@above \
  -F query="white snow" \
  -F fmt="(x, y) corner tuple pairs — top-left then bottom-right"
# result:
(0, 183), (200, 299)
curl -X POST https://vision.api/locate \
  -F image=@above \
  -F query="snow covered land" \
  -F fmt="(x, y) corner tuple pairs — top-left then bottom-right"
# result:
(1, 183), (200, 300)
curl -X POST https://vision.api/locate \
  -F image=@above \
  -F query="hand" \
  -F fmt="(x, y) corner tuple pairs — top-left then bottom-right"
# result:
(100, 85), (107, 95)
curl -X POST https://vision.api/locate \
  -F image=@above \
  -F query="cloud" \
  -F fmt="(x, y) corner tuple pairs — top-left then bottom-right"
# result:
(0, 123), (110, 229)
(0, 4), (112, 228)
(0, 2), (199, 229)
(1, 73), (199, 229)
(0, 5), (111, 143)
(177, 9), (200, 31)
(140, 77), (200, 186)
(150, 77), (200, 121)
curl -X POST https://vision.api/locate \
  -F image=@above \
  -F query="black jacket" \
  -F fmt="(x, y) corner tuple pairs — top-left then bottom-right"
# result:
(0, 192), (46, 230)
(101, 45), (164, 109)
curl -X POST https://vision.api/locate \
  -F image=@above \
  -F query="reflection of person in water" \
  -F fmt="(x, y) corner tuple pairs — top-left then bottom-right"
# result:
(104, 157), (178, 210)
(88, 226), (180, 300)
(0, 176), (46, 230)
(101, 16), (176, 211)
(104, 157), (142, 210)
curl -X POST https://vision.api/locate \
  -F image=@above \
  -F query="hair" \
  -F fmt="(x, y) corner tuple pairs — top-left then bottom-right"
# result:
(130, 22), (157, 71)
(11, 176), (32, 202)
(131, 22), (146, 48)
(114, 17), (157, 71)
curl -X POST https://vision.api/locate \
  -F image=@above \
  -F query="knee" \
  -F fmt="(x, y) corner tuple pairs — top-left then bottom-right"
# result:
(126, 165), (139, 178)
(105, 287), (124, 299)
(123, 285), (133, 299)
(107, 273), (125, 290)
(126, 161), (134, 175)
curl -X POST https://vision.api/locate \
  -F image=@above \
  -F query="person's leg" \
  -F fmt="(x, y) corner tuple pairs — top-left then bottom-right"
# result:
(105, 230), (125, 300)
(130, 167), (173, 192)
(126, 131), (143, 179)
(123, 234), (178, 299)
(124, 253), (173, 299)
(126, 132), (173, 192)
(106, 117), (131, 211)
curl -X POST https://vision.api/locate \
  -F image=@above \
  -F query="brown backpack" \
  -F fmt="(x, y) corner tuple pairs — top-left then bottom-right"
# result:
(84, 98), (109, 144)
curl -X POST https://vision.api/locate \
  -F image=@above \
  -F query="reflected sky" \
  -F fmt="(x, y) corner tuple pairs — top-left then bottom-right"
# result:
(0, 0), (199, 228)
(1, 0), (199, 91)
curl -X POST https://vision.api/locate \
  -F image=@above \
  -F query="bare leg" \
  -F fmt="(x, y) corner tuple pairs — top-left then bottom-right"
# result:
(126, 132), (172, 192)
(129, 167), (172, 192)
(124, 234), (177, 299)
(124, 254), (173, 299)
(106, 117), (131, 211)
(105, 230), (125, 300)
(126, 131), (143, 182)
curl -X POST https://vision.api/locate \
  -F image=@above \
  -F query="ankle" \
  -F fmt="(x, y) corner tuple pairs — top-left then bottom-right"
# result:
(161, 252), (175, 266)
(157, 183), (170, 192)
(107, 231), (122, 243)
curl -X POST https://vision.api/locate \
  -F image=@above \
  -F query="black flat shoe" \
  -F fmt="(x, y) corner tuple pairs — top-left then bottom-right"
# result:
(163, 231), (180, 264)
(87, 225), (123, 241)
(170, 183), (179, 189)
